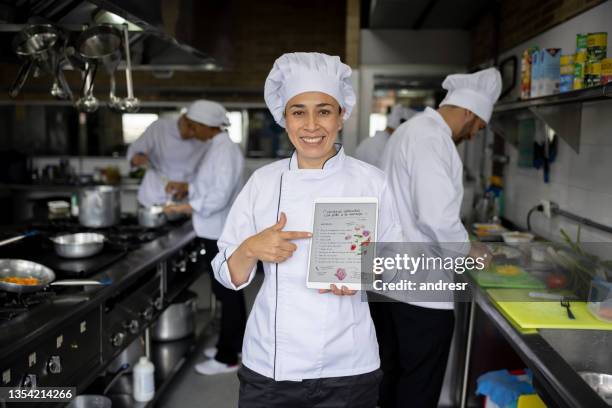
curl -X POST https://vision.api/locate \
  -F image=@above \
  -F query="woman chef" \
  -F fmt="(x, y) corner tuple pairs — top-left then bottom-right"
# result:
(211, 52), (403, 407)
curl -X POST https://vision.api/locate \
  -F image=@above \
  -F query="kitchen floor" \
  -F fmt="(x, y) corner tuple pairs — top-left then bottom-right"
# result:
(157, 271), (263, 408)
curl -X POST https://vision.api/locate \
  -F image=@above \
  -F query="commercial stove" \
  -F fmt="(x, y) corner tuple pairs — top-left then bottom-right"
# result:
(0, 215), (172, 277)
(0, 217), (203, 401)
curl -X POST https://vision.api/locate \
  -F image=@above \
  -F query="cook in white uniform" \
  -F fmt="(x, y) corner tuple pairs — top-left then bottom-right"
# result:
(126, 100), (222, 207)
(355, 104), (415, 168)
(211, 52), (403, 407)
(163, 102), (247, 376)
(375, 68), (501, 408)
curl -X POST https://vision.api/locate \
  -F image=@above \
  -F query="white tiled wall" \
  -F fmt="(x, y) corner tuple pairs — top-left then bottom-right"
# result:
(476, 1), (612, 243)
(502, 99), (612, 243)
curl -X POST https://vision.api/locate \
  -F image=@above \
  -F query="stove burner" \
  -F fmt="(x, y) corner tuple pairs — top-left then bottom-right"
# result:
(25, 216), (170, 251)
(0, 291), (56, 321)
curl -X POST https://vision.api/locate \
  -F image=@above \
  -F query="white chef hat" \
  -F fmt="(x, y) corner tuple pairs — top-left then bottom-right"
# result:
(387, 105), (417, 129)
(439, 67), (502, 123)
(264, 52), (356, 128)
(186, 100), (230, 127)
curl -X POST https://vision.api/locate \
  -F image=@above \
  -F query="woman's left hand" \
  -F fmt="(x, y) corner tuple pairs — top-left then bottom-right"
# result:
(319, 284), (357, 296)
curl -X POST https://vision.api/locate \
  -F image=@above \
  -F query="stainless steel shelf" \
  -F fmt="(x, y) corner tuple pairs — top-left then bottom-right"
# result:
(494, 84), (612, 113)
(491, 85), (612, 154)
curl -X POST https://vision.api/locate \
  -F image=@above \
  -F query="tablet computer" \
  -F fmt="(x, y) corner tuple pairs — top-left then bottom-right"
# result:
(306, 197), (378, 291)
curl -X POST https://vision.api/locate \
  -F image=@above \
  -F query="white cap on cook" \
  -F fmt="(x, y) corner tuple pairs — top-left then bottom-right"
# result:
(387, 104), (417, 129)
(264, 52), (356, 128)
(439, 67), (502, 123)
(186, 100), (230, 127)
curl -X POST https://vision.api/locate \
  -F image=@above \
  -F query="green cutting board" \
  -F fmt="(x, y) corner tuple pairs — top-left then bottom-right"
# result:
(487, 288), (612, 330)
(470, 265), (546, 289)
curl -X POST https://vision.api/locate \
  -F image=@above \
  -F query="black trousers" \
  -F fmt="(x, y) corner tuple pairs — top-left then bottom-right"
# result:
(238, 365), (382, 408)
(200, 238), (247, 366)
(369, 301), (455, 408)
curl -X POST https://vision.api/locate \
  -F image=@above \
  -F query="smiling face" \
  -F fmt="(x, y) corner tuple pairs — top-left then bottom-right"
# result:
(284, 92), (344, 169)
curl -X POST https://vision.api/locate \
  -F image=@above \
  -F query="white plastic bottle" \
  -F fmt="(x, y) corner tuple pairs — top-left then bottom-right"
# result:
(133, 356), (155, 402)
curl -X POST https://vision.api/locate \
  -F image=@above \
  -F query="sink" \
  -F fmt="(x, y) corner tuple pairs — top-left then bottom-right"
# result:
(539, 329), (612, 405)
(539, 329), (612, 374)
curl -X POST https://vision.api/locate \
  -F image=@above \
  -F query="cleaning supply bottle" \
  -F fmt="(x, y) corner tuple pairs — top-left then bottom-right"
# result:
(133, 356), (155, 402)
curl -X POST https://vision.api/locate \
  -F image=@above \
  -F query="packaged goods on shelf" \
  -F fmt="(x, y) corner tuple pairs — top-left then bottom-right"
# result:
(586, 32), (607, 63)
(539, 48), (561, 96)
(530, 50), (542, 97)
(601, 58), (612, 85)
(559, 54), (574, 92)
(521, 47), (539, 99)
(573, 50), (587, 90)
(576, 33), (588, 52)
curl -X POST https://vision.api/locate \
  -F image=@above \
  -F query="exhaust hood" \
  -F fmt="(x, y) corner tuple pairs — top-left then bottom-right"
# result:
(0, 0), (224, 71)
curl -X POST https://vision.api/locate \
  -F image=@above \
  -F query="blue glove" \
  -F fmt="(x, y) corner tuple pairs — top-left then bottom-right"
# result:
(476, 369), (535, 407)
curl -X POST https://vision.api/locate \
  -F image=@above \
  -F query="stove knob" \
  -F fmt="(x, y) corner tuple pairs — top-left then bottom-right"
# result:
(141, 307), (154, 321)
(47, 356), (62, 374)
(110, 332), (126, 348)
(152, 297), (164, 311)
(20, 374), (37, 388)
(124, 319), (140, 334)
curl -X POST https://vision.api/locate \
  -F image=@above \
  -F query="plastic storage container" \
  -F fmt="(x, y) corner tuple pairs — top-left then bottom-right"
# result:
(587, 278), (612, 323)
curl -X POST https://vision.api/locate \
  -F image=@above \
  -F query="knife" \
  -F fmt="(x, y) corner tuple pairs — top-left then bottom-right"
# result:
(528, 292), (576, 300)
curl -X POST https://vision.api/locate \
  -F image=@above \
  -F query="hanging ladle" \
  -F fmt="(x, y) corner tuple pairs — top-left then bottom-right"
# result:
(75, 24), (122, 113)
(119, 23), (140, 113)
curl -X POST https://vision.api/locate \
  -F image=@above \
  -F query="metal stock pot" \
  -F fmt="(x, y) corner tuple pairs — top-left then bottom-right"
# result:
(151, 290), (197, 341)
(79, 186), (121, 228)
(138, 205), (167, 228)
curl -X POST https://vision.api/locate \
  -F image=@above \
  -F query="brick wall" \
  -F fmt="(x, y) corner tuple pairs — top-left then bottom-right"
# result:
(0, 0), (348, 102)
(471, 0), (606, 65)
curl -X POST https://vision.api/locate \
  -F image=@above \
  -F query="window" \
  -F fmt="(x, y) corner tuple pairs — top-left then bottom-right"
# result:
(122, 113), (159, 144)
(369, 113), (387, 137)
(227, 111), (243, 143)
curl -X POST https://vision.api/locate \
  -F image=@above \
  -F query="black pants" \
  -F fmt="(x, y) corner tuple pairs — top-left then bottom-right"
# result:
(200, 238), (247, 366)
(238, 365), (382, 408)
(370, 301), (455, 408)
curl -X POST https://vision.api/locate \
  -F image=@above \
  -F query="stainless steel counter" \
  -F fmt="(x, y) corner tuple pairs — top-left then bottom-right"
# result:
(459, 272), (611, 408)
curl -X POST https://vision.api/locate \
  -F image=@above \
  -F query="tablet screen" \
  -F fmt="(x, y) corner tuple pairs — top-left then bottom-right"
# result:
(307, 199), (378, 290)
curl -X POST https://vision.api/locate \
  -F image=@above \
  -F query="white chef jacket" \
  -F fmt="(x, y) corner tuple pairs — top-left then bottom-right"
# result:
(189, 132), (244, 240)
(354, 130), (390, 168)
(380, 107), (469, 310)
(212, 146), (403, 381)
(127, 119), (210, 207)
